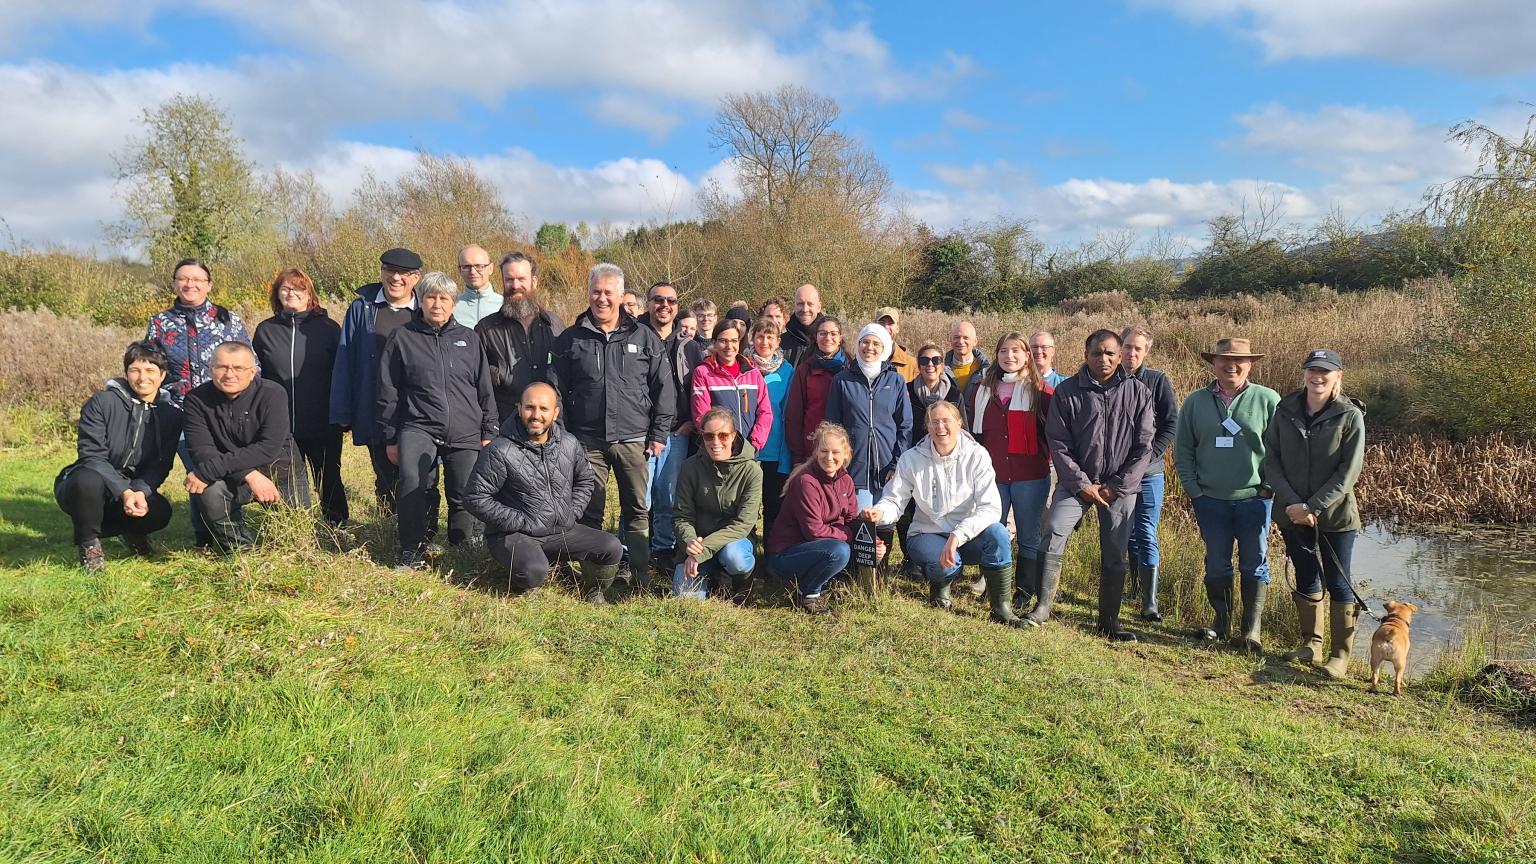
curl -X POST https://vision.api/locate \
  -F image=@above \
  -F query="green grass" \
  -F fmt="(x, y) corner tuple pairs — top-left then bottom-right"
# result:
(2, 446), (1534, 863)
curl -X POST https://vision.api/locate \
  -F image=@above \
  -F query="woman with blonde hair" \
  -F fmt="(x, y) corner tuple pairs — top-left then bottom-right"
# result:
(963, 331), (1054, 613)
(766, 422), (864, 614)
(1262, 348), (1366, 678)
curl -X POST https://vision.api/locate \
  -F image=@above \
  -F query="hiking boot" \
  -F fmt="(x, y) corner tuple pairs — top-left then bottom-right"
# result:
(984, 564), (1026, 628)
(798, 593), (831, 616)
(580, 562), (619, 605)
(1234, 579), (1267, 653)
(1023, 553), (1063, 626)
(1138, 565), (1163, 622)
(79, 541), (105, 574)
(1286, 592), (1325, 665)
(121, 533), (155, 558)
(928, 579), (954, 611)
(1197, 580), (1232, 641)
(396, 549), (427, 571)
(1320, 601), (1358, 680)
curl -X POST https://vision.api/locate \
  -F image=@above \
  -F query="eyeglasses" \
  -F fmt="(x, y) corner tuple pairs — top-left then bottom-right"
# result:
(174, 277), (211, 286)
(459, 263), (491, 271)
(917, 356), (943, 366)
(701, 431), (733, 442)
(213, 364), (254, 373)
(650, 296), (678, 305)
(382, 267), (420, 276)
(816, 330), (841, 338)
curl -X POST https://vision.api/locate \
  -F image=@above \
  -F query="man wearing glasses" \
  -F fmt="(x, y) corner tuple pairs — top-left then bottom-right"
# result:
(453, 244), (501, 327)
(331, 247), (431, 513)
(637, 280), (704, 574)
(476, 251), (564, 425)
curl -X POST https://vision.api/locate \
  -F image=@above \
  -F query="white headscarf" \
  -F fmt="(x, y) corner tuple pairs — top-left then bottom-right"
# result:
(854, 322), (894, 381)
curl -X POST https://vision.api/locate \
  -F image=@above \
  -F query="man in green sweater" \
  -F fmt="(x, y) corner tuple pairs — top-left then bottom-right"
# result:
(1174, 337), (1281, 651)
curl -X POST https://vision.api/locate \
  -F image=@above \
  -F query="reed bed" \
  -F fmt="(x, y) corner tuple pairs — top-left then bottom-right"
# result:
(1359, 434), (1536, 524)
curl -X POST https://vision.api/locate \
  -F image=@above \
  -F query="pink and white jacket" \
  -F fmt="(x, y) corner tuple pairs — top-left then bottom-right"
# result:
(691, 354), (772, 452)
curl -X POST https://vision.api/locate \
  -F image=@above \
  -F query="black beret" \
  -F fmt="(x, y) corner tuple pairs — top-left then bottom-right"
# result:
(379, 247), (423, 271)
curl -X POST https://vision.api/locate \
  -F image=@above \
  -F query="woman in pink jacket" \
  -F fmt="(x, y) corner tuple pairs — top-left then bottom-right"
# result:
(691, 320), (772, 453)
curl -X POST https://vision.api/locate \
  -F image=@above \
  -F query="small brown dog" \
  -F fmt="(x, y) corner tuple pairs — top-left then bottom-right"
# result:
(1370, 601), (1420, 696)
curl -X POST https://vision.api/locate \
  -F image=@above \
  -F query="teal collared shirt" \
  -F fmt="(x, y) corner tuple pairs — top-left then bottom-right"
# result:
(453, 286), (501, 328)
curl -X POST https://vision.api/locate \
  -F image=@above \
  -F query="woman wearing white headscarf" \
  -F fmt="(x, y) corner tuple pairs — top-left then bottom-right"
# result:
(823, 322), (913, 510)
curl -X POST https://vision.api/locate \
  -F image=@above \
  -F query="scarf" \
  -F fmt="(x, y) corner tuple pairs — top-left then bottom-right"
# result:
(855, 322), (893, 382)
(912, 374), (952, 407)
(749, 350), (784, 375)
(971, 371), (1039, 455)
(816, 351), (846, 372)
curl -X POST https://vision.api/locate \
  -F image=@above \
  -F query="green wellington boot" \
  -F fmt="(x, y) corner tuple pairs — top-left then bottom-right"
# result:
(984, 564), (1026, 628)
(1234, 579), (1267, 652)
(1320, 601), (1358, 680)
(1011, 556), (1036, 611)
(1197, 580), (1232, 642)
(580, 562), (619, 605)
(1097, 565), (1137, 642)
(1023, 553), (1063, 626)
(1138, 565), (1163, 622)
(1285, 592), (1325, 664)
(928, 578), (954, 610)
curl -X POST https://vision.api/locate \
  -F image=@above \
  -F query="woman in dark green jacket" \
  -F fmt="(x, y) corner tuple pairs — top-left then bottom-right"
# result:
(673, 406), (763, 601)
(1261, 348), (1366, 680)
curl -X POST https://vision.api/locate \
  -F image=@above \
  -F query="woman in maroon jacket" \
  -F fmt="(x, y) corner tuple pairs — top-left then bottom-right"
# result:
(962, 331), (1054, 610)
(766, 421), (867, 614)
(783, 317), (846, 466)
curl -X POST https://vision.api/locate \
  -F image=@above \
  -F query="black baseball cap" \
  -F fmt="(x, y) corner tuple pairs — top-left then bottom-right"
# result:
(379, 247), (423, 271)
(1301, 348), (1343, 371)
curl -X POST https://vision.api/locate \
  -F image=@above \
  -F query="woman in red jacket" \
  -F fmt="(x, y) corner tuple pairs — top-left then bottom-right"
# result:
(766, 422), (871, 614)
(962, 331), (1054, 612)
(783, 317), (846, 466)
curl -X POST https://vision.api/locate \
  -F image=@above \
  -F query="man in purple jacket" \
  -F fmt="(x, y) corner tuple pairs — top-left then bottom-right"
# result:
(1023, 329), (1154, 641)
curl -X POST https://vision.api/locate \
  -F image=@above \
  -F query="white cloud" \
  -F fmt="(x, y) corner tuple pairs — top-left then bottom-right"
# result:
(942, 108), (991, 131)
(592, 94), (682, 141)
(1138, 0), (1536, 74)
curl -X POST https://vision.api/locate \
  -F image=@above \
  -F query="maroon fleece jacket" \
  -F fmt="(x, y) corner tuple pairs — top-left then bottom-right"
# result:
(766, 463), (858, 554)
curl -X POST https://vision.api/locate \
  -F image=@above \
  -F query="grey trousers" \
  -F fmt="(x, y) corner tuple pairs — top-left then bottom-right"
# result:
(1044, 485), (1138, 632)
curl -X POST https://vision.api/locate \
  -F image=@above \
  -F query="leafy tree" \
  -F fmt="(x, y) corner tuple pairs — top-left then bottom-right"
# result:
(535, 222), (574, 253)
(110, 94), (266, 279)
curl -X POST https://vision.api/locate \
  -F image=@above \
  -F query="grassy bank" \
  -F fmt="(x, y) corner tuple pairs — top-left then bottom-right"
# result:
(3, 448), (1534, 862)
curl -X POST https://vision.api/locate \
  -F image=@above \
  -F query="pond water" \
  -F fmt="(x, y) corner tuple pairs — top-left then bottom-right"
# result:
(1337, 523), (1536, 676)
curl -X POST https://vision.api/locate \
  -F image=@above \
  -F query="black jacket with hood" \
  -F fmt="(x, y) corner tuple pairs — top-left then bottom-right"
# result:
(548, 310), (675, 445)
(474, 304), (565, 424)
(462, 418), (595, 538)
(376, 316), (499, 448)
(55, 379), (183, 500)
(253, 308), (341, 440)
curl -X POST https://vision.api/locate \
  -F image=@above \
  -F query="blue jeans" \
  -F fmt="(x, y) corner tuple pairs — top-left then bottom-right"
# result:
(1128, 472), (1166, 567)
(768, 539), (851, 597)
(177, 434), (211, 545)
(1282, 527), (1356, 603)
(907, 522), (1012, 584)
(997, 478), (1050, 562)
(1191, 495), (1272, 586)
(673, 537), (756, 599)
(648, 432), (690, 554)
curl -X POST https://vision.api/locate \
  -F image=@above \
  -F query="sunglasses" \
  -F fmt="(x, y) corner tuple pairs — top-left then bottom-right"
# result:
(701, 431), (733, 442)
(917, 356), (943, 366)
(651, 296), (678, 305)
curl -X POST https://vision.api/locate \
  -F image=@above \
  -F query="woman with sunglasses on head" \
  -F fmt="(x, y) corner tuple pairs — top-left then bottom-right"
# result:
(962, 331), (1054, 617)
(784, 316), (848, 468)
(673, 407), (762, 602)
(1262, 348), (1366, 679)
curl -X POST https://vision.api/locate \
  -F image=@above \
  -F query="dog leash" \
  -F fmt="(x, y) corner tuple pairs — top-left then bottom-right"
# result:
(1309, 523), (1379, 622)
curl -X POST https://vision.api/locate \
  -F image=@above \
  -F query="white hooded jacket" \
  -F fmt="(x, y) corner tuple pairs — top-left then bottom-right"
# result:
(871, 432), (1001, 545)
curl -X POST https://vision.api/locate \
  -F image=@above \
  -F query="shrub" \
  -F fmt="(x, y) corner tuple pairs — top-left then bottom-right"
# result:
(0, 309), (141, 432)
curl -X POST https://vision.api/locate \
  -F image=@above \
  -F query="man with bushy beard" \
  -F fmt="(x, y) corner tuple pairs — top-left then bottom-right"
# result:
(475, 251), (565, 425)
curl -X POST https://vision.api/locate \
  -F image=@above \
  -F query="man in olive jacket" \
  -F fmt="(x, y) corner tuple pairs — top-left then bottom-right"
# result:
(548, 263), (676, 586)
(463, 383), (624, 601)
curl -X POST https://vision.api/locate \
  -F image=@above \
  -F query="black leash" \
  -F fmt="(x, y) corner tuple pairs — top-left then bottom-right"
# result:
(1289, 522), (1378, 622)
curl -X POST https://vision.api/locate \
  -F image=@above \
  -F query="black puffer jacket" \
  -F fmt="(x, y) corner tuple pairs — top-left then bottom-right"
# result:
(462, 420), (595, 537)
(548, 310), (675, 445)
(55, 379), (183, 499)
(376, 317), (498, 448)
(253, 308), (340, 439)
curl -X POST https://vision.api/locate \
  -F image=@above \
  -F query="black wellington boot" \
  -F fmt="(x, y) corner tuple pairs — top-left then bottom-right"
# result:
(1197, 580), (1232, 642)
(1097, 565), (1137, 642)
(984, 564), (1025, 628)
(1234, 578), (1266, 652)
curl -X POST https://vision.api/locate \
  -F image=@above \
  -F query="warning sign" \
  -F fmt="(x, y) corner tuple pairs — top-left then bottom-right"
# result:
(852, 519), (878, 569)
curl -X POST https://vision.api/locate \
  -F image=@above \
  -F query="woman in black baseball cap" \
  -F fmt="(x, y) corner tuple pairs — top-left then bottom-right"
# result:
(1260, 348), (1367, 681)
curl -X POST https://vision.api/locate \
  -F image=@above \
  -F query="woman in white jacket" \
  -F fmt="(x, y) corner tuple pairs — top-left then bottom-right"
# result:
(862, 401), (1022, 626)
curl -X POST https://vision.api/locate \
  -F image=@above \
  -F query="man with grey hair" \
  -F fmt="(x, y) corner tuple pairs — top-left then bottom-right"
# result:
(453, 244), (500, 327)
(476, 251), (564, 424)
(1030, 330), (1068, 388)
(378, 271), (499, 569)
(549, 262), (675, 588)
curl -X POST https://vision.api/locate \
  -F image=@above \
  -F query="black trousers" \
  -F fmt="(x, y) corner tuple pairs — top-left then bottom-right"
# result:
(397, 428), (478, 553)
(368, 440), (437, 523)
(196, 442), (307, 552)
(295, 430), (348, 524)
(56, 468), (171, 546)
(489, 526), (623, 591)
(761, 465), (787, 537)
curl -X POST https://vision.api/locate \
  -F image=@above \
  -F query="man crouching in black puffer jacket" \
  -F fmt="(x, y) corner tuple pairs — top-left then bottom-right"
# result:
(463, 382), (624, 600)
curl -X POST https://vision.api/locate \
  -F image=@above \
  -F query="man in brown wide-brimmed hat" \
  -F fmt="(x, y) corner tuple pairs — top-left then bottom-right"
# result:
(1175, 336), (1281, 652)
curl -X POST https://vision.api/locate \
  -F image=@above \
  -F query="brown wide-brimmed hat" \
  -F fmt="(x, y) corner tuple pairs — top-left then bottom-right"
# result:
(1200, 337), (1265, 362)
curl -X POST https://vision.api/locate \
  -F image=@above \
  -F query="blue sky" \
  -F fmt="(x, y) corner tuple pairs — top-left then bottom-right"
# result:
(2, 0), (1533, 255)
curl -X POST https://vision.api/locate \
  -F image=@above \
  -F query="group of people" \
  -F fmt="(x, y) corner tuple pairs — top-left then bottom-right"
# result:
(56, 247), (1369, 672)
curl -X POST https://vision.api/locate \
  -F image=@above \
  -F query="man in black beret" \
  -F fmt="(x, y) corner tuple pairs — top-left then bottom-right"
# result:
(331, 247), (439, 525)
